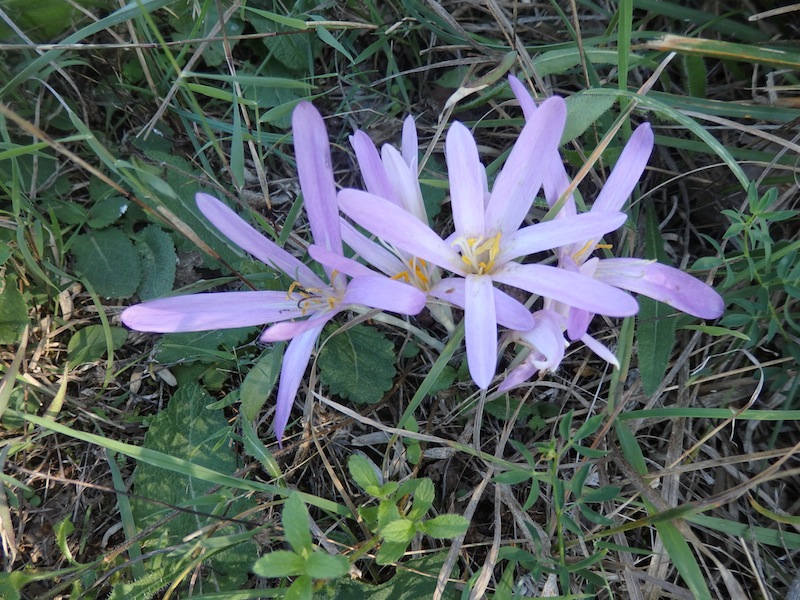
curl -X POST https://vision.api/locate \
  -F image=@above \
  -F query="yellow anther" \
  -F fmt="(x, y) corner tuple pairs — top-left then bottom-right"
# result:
(573, 240), (613, 262)
(452, 232), (502, 275)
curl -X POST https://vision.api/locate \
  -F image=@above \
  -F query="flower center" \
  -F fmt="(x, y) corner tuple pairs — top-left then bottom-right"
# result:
(287, 281), (336, 315)
(452, 232), (502, 275)
(392, 257), (430, 290)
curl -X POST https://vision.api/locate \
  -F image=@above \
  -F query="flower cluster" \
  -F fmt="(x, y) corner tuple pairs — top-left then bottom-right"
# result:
(121, 79), (725, 443)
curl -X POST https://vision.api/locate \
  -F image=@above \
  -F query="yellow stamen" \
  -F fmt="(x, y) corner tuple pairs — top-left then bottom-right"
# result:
(452, 232), (502, 275)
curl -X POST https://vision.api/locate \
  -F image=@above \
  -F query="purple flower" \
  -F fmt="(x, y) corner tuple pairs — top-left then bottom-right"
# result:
(498, 310), (568, 392)
(500, 76), (724, 386)
(122, 102), (426, 443)
(338, 96), (639, 389)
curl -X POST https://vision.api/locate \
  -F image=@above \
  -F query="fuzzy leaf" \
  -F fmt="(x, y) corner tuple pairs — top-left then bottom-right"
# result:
(326, 555), (459, 598)
(252, 550), (305, 578)
(304, 552), (349, 580)
(637, 203), (677, 396)
(283, 493), (312, 555)
(420, 514), (469, 539)
(87, 196), (128, 228)
(381, 519), (416, 544)
(134, 225), (177, 301)
(71, 229), (142, 298)
(348, 454), (382, 494)
(131, 382), (257, 591)
(67, 324), (128, 365)
(318, 324), (397, 405)
(241, 343), (285, 421)
(0, 276), (28, 344)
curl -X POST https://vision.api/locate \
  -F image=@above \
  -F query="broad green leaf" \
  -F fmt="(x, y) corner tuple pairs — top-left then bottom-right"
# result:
(132, 383), (258, 591)
(381, 519), (416, 544)
(375, 541), (407, 565)
(304, 551), (349, 580)
(420, 514), (469, 539)
(107, 567), (171, 600)
(582, 486), (622, 504)
(67, 325), (128, 365)
(407, 478), (435, 521)
(318, 324), (397, 405)
(637, 204), (677, 396)
(241, 418), (284, 483)
(327, 555), (459, 598)
(251, 550), (305, 578)
(241, 344), (285, 421)
(286, 575), (312, 600)
(156, 328), (255, 364)
(134, 225), (177, 301)
(0, 275), (28, 344)
(562, 91), (617, 144)
(71, 229), (142, 298)
(348, 454), (382, 494)
(283, 493), (312, 556)
(86, 196), (128, 228)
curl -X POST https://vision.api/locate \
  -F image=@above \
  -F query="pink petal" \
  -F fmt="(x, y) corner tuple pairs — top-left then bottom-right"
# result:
(508, 74), (537, 120)
(195, 193), (325, 289)
(464, 274), (497, 389)
(338, 189), (464, 274)
(429, 278), (535, 330)
(340, 220), (407, 277)
(484, 96), (567, 234)
(343, 275), (427, 316)
(308, 243), (376, 278)
(593, 258), (725, 319)
(350, 130), (397, 204)
(292, 102), (342, 258)
(494, 262), (640, 317)
(446, 122), (486, 237)
(580, 333), (619, 368)
(273, 323), (325, 444)
(498, 211), (627, 264)
(261, 309), (338, 342)
(402, 115), (418, 169)
(121, 291), (302, 332)
(382, 145), (426, 222)
(592, 123), (654, 213)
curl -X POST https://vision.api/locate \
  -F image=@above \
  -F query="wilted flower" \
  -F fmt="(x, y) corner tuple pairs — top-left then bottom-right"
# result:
(122, 102), (425, 442)
(338, 96), (639, 389)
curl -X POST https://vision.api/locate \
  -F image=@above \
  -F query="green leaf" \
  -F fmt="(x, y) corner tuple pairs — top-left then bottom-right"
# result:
(87, 196), (128, 228)
(318, 324), (397, 405)
(562, 91), (616, 144)
(0, 276), (28, 344)
(67, 324), (128, 365)
(348, 454), (382, 494)
(241, 344), (285, 421)
(283, 493), (312, 556)
(407, 478), (435, 521)
(253, 0), (314, 72)
(375, 541), (407, 565)
(286, 574), (313, 600)
(381, 519), (416, 544)
(251, 550), (305, 578)
(327, 554), (460, 599)
(131, 383), (258, 591)
(71, 229), (142, 298)
(637, 203), (677, 396)
(241, 418), (284, 483)
(156, 328), (255, 364)
(134, 225), (177, 301)
(582, 486), (622, 503)
(420, 514), (469, 539)
(304, 551), (349, 580)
